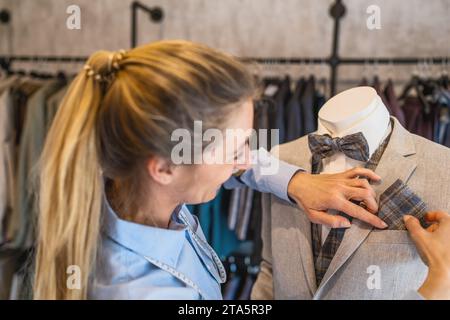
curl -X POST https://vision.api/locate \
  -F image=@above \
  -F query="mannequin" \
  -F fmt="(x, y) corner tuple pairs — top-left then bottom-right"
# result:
(254, 85), (450, 299)
(316, 86), (391, 242)
(317, 86), (391, 172)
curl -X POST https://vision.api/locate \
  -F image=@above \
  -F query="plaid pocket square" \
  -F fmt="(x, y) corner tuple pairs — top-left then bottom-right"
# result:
(378, 179), (429, 230)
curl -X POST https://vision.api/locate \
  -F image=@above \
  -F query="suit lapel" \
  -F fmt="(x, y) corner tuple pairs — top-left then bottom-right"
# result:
(313, 117), (418, 298)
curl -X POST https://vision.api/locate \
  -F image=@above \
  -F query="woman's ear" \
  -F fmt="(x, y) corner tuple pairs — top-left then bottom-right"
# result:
(146, 156), (175, 185)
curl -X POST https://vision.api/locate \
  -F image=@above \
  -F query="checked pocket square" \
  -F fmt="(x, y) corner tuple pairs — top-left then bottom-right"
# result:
(378, 179), (429, 230)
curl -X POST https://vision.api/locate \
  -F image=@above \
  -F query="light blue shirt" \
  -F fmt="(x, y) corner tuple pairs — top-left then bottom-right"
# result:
(88, 148), (301, 300)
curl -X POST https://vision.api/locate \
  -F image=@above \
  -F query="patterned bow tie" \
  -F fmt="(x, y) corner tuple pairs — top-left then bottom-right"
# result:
(308, 132), (370, 173)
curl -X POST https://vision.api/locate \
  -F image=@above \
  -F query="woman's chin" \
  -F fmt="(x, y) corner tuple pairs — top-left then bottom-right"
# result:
(204, 187), (221, 202)
(188, 188), (220, 205)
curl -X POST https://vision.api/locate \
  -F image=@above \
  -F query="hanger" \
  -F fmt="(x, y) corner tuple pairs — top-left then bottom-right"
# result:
(314, 59), (327, 97)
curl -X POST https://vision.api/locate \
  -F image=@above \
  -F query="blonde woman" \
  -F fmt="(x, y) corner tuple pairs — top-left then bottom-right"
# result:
(33, 40), (450, 300)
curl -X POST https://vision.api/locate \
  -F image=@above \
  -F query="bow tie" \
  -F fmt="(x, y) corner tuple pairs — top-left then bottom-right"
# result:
(308, 132), (370, 173)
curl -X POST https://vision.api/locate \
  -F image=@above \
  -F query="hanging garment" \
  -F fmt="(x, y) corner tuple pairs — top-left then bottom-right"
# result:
(402, 96), (438, 141)
(9, 80), (64, 249)
(285, 78), (304, 142)
(262, 77), (291, 145)
(273, 76), (291, 144)
(227, 188), (241, 231)
(11, 79), (43, 150)
(444, 118), (450, 147)
(253, 98), (276, 149)
(313, 88), (326, 126)
(300, 76), (317, 135)
(237, 274), (256, 300)
(222, 273), (242, 300)
(235, 187), (254, 241)
(434, 88), (450, 146)
(249, 191), (263, 263)
(383, 80), (406, 126)
(0, 249), (21, 299)
(44, 84), (68, 133)
(0, 80), (18, 245)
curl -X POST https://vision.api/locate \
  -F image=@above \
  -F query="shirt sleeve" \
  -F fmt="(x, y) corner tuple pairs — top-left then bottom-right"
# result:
(223, 147), (304, 202)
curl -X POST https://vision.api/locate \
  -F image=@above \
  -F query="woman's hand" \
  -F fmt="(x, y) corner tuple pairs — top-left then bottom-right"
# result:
(287, 168), (387, 229)
(404, 211), (450, 300)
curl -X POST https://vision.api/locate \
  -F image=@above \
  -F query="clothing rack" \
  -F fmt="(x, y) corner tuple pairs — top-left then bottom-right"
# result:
(1, 0), (449, 96)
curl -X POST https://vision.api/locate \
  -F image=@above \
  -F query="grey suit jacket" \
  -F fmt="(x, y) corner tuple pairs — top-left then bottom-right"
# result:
(252, 117), (450, 300)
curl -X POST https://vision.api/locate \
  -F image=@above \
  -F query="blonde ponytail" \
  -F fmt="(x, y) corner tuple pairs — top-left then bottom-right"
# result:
(33, 41), (256, 299)
(34, 51), (114, 299)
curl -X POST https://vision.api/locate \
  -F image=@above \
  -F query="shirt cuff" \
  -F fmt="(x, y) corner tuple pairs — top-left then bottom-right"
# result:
(253, 147), (304, 203)
(223, 148), (304, 203)
(267, 160), (304, 203)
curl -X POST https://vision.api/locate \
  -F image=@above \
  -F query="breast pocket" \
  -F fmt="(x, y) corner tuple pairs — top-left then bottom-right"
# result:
(328, 229), (427, 299)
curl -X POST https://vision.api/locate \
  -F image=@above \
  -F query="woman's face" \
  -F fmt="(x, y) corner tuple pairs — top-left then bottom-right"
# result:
(174, 99), (254, 204)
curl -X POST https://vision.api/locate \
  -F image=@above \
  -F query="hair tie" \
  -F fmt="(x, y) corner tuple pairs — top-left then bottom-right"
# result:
(107, 53), (114, 74)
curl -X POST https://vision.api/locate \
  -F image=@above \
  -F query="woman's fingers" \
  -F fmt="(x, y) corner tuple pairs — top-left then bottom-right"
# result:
(404, 215), (427, 238)
(336, 199), (387, 229)
(307, 209), (351, 228)
(342, 168), (381, 182)
(424, 211), (449, 223)
(344, 186), (378, 213)
(426, 223), (439, 232)
(348, 179), (376, 198)
(403, 215), (431, 265)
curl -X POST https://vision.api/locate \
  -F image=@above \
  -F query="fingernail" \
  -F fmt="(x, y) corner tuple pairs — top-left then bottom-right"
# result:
(403, 215), (412, 222)
(341, 221), (352, 228)
(371, 179), (382, 185)
(380, 221), (388, 229)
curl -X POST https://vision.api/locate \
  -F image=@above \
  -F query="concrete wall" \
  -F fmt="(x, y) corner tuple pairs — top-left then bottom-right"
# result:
(0, 0), (449, 92)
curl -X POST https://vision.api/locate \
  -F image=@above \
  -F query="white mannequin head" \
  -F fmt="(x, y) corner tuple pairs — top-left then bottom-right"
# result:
(316, 86), (391, 156)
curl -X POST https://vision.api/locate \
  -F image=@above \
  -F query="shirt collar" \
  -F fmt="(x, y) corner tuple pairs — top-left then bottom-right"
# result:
(102, 197), (188, 268)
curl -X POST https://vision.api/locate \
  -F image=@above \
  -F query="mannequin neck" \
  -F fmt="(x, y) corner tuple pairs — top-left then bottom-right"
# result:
(317, 95), (391, 157)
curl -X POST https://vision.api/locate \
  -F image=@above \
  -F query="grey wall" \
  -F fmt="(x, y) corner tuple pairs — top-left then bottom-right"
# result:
(0, 0), (449, 92)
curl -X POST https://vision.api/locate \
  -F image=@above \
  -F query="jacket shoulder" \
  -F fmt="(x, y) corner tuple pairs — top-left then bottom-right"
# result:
(271, 135), (310, 165)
